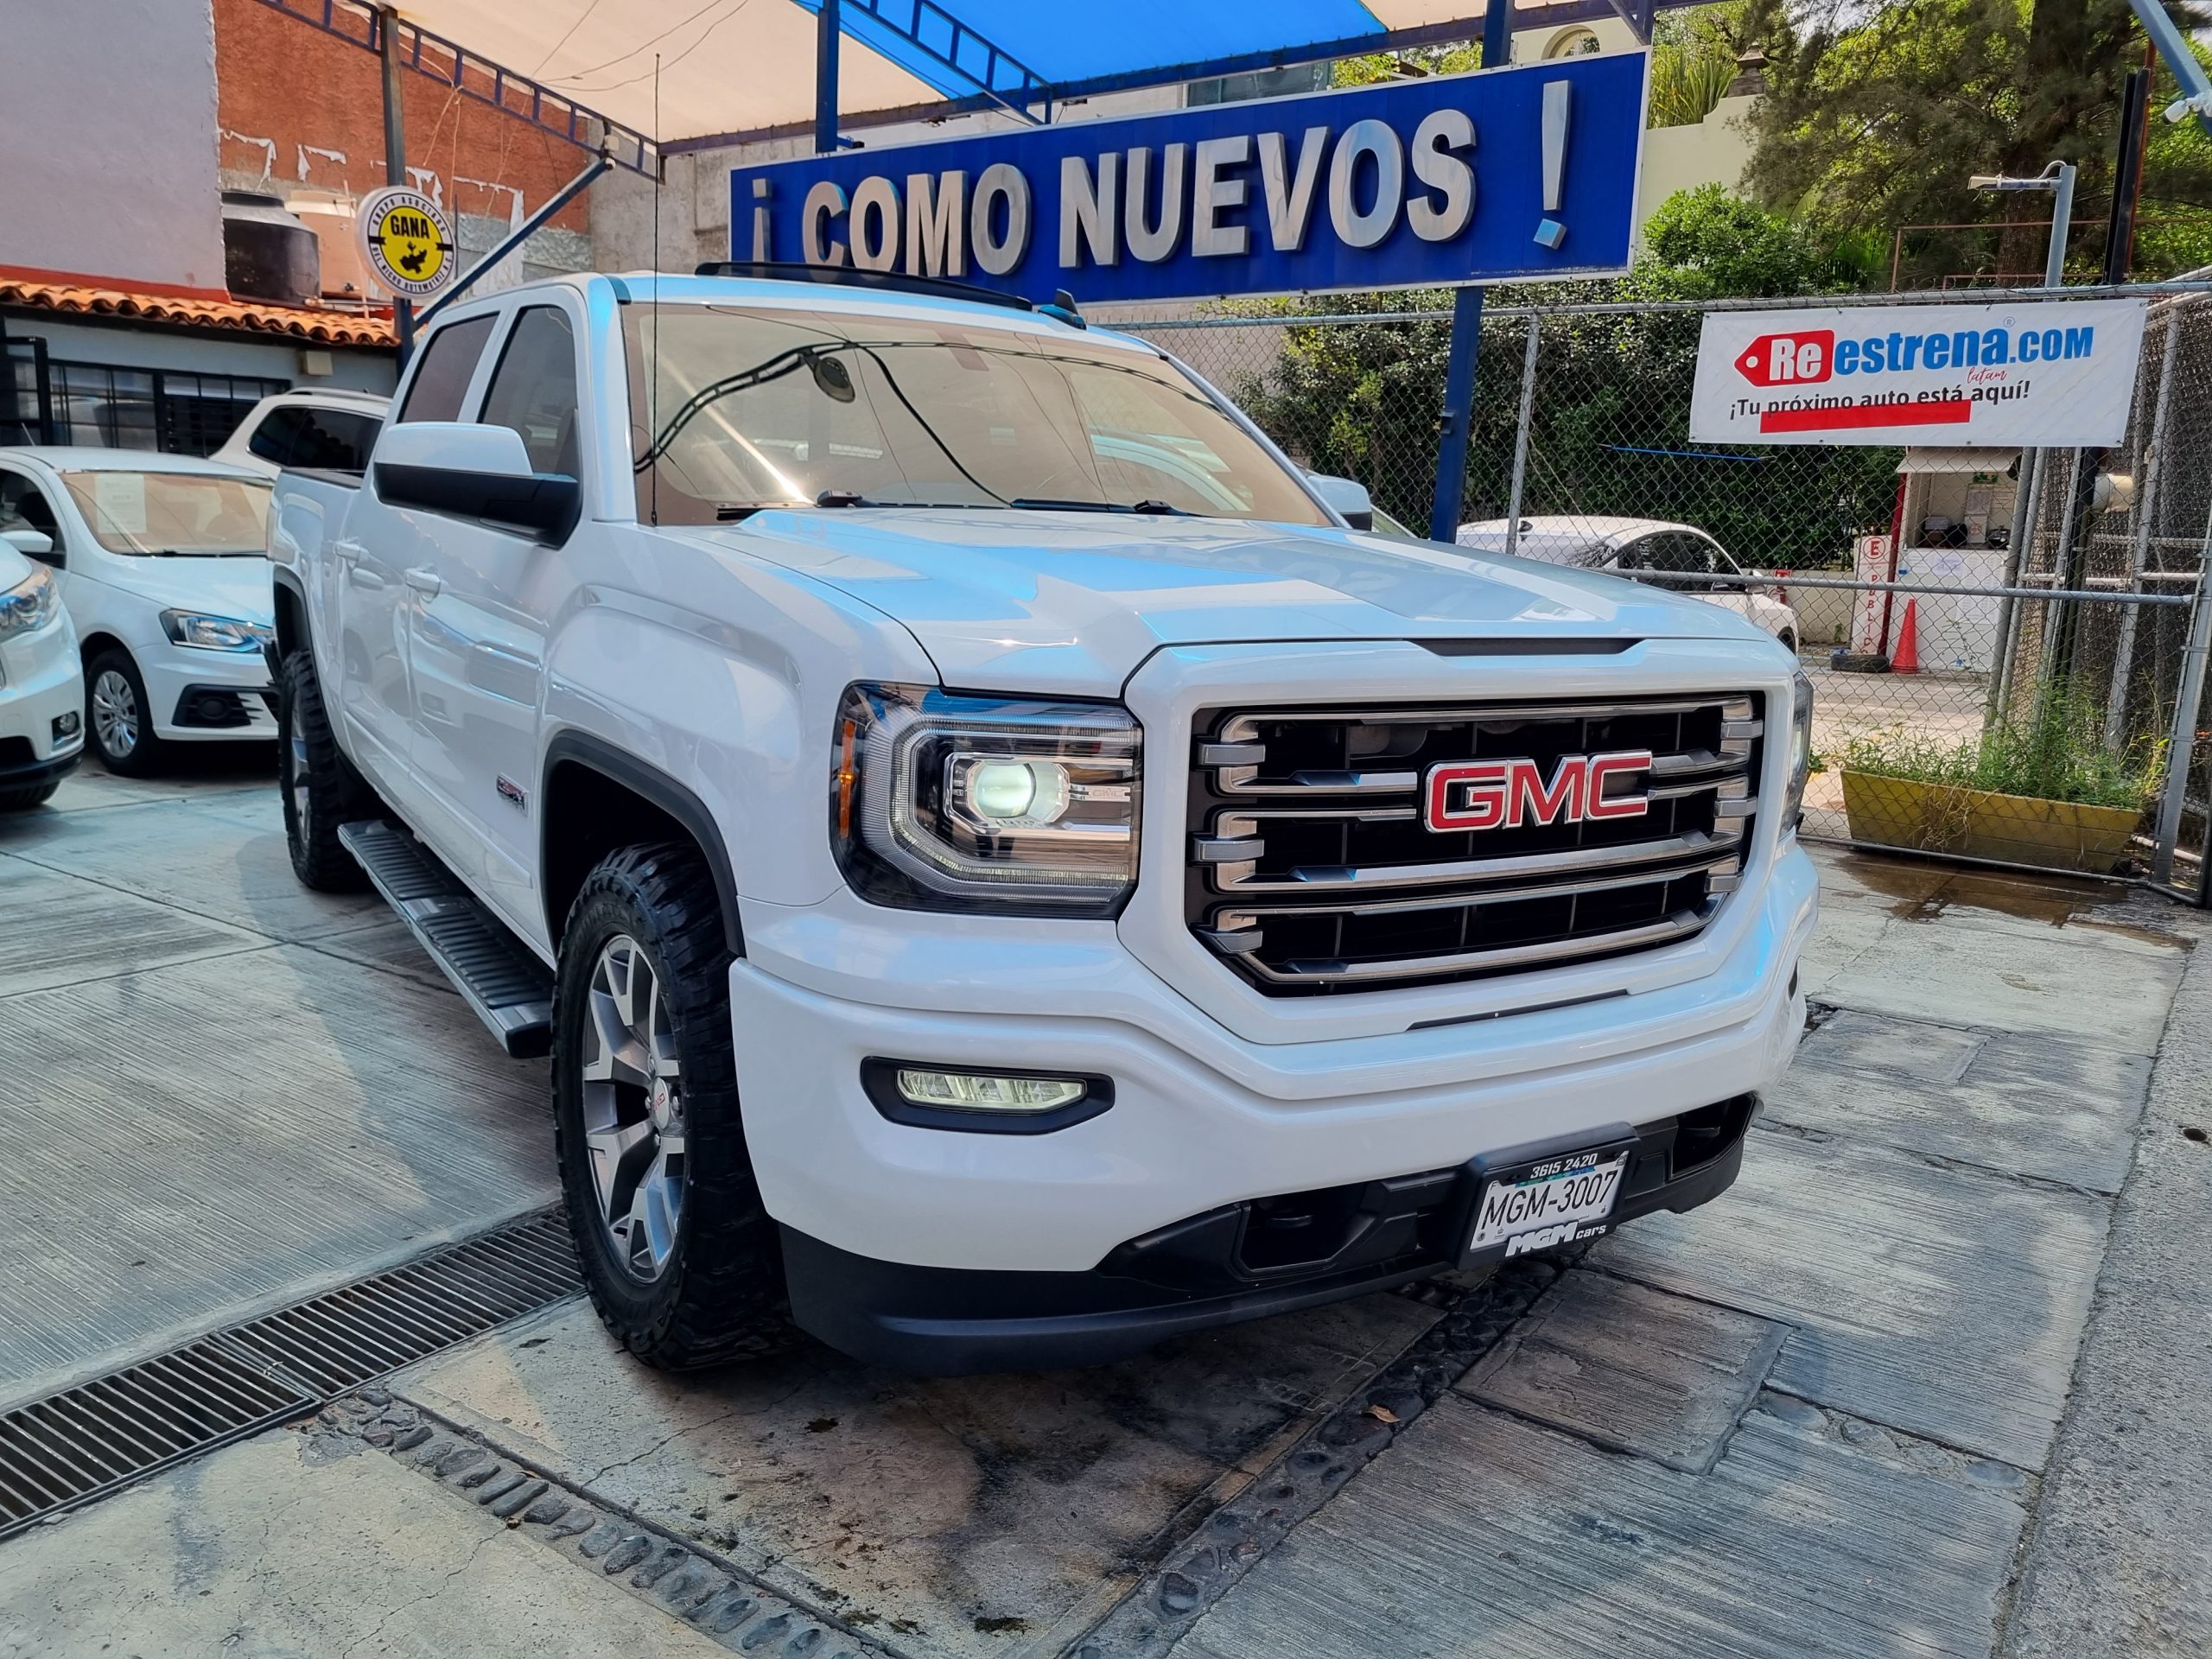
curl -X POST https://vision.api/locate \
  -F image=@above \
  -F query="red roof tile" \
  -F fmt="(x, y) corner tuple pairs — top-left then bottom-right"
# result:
(0, 280), (397, 348)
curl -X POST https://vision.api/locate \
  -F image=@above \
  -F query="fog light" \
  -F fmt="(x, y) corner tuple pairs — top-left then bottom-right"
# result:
(894, 1068), (1085, 1112)
(53, 710), (79, 741)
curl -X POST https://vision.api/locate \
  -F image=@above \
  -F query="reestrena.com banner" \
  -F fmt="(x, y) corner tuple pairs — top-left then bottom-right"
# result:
(1690, 299), (2149, 448)
(726, 53), (1647, 305)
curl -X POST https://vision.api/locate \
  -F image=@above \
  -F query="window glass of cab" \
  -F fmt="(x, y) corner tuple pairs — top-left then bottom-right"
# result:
(396, 315), (497, 424)
(480, 307), (580, 475)
(0, 470), (62, 552)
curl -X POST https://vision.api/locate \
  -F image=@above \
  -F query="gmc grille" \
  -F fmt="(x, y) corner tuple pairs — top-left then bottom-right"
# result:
(1185, 695), (1762, 995)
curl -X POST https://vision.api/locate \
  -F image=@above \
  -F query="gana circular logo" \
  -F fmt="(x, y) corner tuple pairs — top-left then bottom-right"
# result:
(357, 186), (454, 300)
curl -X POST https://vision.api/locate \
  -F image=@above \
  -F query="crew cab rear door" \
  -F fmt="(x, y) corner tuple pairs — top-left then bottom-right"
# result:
(404, 297), (582, 932)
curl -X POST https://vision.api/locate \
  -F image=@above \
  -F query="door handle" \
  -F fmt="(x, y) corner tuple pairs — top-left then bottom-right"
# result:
(333, 541), (363, 567)
(403, 567), (442, 597)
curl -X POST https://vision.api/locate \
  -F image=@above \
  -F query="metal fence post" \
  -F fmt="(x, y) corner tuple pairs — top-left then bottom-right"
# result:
(1502, 315), (1541, 559)
(2152, 498), (2212, 887)
(2106, 308), (2183, 747)
(1427, 286), (1486, 542)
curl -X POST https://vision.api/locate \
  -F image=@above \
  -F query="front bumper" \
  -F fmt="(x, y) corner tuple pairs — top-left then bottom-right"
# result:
(731, 840), (1815, 1272)
(143, 645), (276, 743)
(0, 617), (85, 784)
(783, 1095), (1758, 1374)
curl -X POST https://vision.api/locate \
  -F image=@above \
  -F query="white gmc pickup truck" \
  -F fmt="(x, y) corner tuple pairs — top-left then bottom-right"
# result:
(268, 266), (1816, 1376)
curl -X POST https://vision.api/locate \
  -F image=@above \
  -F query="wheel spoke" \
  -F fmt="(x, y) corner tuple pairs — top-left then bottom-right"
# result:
(585, 1118), (653, 1217)
(582, 987), (652, 1086)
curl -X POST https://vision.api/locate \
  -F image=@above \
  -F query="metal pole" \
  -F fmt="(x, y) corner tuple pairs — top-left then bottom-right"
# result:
(816, 0), (841, 155)
(1429, 0), (1511, 544)
(378, 6), (414, 359)
(2105, 70), (2151, 285)
(1429, 287), (1486, 543)
(2045, 162), (2075, 289)
(413, 149), (613, 330)
(2124, 0), (2212, 141)
(2105, 308), (2181, 747)
(1502, 316), (1541, 559)
(2151, 497), (2212, 887)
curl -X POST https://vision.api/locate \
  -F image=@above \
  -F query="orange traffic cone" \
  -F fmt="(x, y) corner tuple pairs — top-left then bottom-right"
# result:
(1890, 598), (1920, 675)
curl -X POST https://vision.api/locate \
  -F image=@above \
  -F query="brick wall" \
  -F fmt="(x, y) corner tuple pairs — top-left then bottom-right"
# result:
(212, 0), (594, 296)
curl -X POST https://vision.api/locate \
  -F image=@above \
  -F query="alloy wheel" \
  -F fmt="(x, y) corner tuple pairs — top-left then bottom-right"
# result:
(580, 932), (684, 1281)
(91, 669), (138, 760)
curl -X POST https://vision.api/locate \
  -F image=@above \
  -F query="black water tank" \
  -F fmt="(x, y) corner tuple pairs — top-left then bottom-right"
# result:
(222, 192), (321, 304)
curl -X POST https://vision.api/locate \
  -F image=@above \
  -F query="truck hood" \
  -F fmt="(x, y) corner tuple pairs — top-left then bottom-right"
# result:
(86, 554), (273, 625)
(696, 508), (1761, 696)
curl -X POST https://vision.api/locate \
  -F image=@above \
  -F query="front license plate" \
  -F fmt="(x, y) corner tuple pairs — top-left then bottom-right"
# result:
(1469, 1147), (1629, 1258)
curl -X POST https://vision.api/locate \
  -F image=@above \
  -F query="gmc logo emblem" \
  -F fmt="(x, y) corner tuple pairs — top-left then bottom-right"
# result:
(1423, 750), (1654, 833)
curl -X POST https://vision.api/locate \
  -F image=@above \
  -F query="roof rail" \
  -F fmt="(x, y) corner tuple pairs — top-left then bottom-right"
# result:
(692, 261), (1037, 314)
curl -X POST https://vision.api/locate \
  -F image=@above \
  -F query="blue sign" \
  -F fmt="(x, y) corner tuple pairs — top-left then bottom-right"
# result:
(727, 52), (1647, 305)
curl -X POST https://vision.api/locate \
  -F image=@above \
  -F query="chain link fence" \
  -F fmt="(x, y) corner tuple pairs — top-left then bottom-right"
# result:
(1105, 283), (2212, 894)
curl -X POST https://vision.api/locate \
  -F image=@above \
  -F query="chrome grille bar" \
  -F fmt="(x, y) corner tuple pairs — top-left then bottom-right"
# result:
(1186, 692), (1763, 995)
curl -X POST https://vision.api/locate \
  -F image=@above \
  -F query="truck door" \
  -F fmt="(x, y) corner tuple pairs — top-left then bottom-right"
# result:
(404, 300), (578, 935)
(340, 314), (497, 799)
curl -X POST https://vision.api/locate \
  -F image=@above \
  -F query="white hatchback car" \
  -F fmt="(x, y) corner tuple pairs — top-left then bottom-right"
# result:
(0, 528), (84, 809)
(0, 449), (276, 775)
(1456, 515), (1802, 651)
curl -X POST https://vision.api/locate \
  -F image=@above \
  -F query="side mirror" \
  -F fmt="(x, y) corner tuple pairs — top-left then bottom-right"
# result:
(1306, 473), (1374, 531)
(2, 528), (54, 562)
(372, 421), (580, 543)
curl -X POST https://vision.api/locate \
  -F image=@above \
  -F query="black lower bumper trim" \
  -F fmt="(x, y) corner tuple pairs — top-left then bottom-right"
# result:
(0, 747), (81, 790)
(782, 1095), (1758, 1375)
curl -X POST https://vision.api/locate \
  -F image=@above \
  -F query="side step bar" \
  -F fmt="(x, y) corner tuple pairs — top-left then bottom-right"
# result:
(338, 820), (554, 1058)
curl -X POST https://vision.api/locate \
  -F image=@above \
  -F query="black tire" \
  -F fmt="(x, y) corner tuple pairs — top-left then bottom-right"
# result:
(85, 647), (161, 776)
(278, 648), (373, 892)
(0, 781), (59, 811)
(552, 842), (793, 1370)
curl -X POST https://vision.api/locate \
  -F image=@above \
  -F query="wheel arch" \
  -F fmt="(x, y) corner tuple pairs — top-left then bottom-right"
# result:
(270, 564), (310, 675)
(539, 731), (744, 959)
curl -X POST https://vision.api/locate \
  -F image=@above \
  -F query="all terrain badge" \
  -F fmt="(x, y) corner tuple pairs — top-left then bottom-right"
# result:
(357, 185), (455, 300)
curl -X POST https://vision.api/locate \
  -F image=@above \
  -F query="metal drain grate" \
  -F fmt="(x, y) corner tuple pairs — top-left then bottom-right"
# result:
(215, 1212), (578, 1395)
(0, 1210), (579, 1541)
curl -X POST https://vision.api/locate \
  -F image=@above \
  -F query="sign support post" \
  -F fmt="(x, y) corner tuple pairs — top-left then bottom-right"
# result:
(816, 0), (841, 155)
(1427, 0), (1516, 543)
(378, 5), (415, 359)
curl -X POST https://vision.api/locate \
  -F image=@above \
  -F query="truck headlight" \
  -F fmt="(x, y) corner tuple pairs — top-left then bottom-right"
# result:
(161, 610), (274, 652)
(831, 683), (1141, 916)
(0, 565), (59, 642)
(1783, 670), (1814, 831)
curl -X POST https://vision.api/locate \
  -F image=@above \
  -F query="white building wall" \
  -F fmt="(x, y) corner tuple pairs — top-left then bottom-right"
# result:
(1, 0), (229, 295)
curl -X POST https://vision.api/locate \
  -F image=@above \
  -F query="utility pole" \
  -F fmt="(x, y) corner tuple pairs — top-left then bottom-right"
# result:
(815, 0), (841, 155)
(378, 5), (414, 357)
(1427, 0), (1513, 543)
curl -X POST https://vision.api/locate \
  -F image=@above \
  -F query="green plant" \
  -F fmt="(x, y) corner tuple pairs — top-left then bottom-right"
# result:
(1840, 697), (2164, 812)
(1649, 41), (1738, 128)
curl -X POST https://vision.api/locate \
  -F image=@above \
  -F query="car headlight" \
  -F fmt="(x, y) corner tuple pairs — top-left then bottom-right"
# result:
(1782, 670), (1813, 831)
(0, 565), (59, 642)
(160, 610), (275, 652)
(831, 683), (1141, 917)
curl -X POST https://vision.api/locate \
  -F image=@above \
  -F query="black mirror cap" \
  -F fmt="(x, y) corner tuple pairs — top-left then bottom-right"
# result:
(1344, 508), (1373, 531)
(374, 461), (582, 544)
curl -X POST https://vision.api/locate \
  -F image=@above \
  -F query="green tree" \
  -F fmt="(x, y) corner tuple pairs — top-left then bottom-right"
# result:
(1232, 188), (1897, 564)
(1742, 0), (2212, 279)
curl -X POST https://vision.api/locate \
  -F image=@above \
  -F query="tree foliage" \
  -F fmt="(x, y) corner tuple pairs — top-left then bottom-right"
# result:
(1741, 0), (2212, 279)
(1232, 188), (1897, 564)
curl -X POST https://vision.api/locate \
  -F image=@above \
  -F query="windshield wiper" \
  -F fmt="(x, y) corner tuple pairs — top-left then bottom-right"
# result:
(1007, 498), (1191, 516)
(816, 490), (1001, 511)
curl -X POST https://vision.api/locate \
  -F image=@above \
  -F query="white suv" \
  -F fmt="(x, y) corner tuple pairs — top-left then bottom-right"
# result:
(0, 529), (83, 809)
(270, 270), (1817, 1375)
(0, 450), (276, 774)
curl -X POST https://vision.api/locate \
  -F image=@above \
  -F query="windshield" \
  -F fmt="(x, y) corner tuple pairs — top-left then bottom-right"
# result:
(60, 471), (270, 556)
(621, 303), (1327, 528)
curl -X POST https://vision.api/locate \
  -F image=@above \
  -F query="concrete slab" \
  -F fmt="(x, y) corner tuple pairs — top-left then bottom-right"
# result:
(0, 790), (385, 939)
(1460, 1271), (1787, 1474)
(1595, 1131), (2110, 1469)
(1172, 1392), (2030, 1659)
(1815, 918), (2183, 1052)
(0, 851), (265, 996)
(1795, 901), (1887, 1001)
(1777, 1011), (2152, 1192)
(0, 943), (556, 1411)
(2000, 934), (2212, 1657)
(41, 749), (273, 814)
(0, 1426), (737, 1658)
(395, 1291), (1437, 1657)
